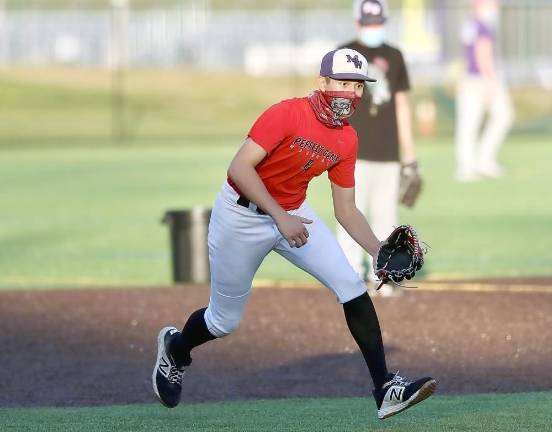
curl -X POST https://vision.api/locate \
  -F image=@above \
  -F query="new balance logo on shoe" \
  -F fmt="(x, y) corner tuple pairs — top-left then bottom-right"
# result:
(159, 356), (169, 377)
(373, 372), (437, 420)
(389, 387), (404, 401)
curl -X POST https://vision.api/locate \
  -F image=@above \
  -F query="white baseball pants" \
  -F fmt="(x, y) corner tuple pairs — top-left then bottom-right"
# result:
(203, 181), (367, 337)
(455, 76), (514, 175)
(336, 160), (401, 279)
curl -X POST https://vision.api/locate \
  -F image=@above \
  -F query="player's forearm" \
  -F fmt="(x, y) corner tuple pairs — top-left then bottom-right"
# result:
(336, 207), (380, 257)
(227, 162), (287, 221)
(395, 91), (416, 164)
(478, 56), (496, 80)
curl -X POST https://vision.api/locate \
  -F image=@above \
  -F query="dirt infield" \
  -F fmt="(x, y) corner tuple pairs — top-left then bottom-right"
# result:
(1, 284), (551, 408)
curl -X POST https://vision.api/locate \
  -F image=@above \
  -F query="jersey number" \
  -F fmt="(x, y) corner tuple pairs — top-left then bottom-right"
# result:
(303, 159), (314, 171)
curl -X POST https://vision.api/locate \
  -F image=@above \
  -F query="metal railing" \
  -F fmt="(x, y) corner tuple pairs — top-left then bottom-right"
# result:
(0, 1), (551, 84)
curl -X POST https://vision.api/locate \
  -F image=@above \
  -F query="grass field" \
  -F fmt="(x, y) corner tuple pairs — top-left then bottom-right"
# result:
(1, 135), (551, 289)
(0, 68), (312, 143)
(2, 392), (551, 431)
(1, 67), (551, 289)
(2, 68), (551, 143)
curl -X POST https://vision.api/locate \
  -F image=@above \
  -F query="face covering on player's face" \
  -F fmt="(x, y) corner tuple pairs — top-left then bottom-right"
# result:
(308, 89), (362, 128)
(359, 26), (386, 48)
(322, 91), (361, 118)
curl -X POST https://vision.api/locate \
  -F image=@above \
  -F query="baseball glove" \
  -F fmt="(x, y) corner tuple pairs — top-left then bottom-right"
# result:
(374, 225), (424, 290)
(399, 161), (423, 208)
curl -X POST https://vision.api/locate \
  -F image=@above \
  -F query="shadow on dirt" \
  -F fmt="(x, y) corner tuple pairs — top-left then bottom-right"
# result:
(1, 285), (551, 407)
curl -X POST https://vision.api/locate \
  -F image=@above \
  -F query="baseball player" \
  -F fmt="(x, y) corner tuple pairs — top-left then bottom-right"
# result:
(336, 0), (420, 296)
(153, 48), (436, 419)
(455, 0), (514, 181)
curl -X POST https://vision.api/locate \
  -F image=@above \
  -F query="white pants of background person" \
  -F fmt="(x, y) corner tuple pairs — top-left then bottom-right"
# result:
(455, 76), (514, 181)
(204, 182), (367, 337)
(336, 160), (401, 282)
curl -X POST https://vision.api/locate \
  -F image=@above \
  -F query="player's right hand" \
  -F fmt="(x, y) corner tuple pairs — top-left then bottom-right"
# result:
(275, 213), (313, 248)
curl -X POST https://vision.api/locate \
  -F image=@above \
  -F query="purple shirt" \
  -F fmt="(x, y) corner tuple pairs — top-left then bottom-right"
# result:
(461, 19), (495, 76)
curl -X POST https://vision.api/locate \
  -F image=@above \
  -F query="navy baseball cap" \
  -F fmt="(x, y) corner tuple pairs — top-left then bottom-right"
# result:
(320, 48), (376, 82)
(354, 0), (388, 25)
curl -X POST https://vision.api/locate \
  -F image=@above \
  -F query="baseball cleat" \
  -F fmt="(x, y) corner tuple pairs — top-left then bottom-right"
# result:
(152, 326), (187, 408)
(373, 372), (437, 419)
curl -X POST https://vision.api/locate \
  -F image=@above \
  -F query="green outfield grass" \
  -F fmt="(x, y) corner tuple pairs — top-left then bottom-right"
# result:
(1, 68), (551, 289)
(2, 392), (551, 431)
(1, 135), (551, 289)
(0, 68), (313, 143)
(1, 69), (550, 144)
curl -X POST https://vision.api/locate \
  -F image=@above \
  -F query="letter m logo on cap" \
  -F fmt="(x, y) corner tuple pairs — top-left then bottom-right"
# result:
(346, 54), (363, 70)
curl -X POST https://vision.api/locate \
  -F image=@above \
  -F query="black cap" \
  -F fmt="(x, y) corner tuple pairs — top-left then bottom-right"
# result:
(355, 0), (388, 25)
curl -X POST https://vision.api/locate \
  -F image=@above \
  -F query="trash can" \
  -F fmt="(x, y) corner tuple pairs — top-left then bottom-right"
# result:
(161, 207), (211, 283)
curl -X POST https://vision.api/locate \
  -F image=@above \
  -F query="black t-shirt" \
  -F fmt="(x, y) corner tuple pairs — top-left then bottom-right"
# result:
(339, 41), (410, 162)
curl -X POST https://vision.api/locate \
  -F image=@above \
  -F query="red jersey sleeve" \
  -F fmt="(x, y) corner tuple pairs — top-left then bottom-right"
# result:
(248, 99), (299, 153)
(327, 128), (357, 188)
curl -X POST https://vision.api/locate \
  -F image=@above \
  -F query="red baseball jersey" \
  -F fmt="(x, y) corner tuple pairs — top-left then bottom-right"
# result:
(228, 97), (358, 210)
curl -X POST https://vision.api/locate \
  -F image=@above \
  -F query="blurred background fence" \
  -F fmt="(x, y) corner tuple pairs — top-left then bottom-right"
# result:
(0, 0), (551, 143)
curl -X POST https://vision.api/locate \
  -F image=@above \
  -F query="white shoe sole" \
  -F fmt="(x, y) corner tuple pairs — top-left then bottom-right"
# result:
(378, 379), (437, 420)
(152, 326), (177, 407)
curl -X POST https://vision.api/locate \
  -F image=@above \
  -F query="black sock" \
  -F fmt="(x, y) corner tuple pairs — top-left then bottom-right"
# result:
(343, 292), (389, 390)
(169, 307), (216, 367)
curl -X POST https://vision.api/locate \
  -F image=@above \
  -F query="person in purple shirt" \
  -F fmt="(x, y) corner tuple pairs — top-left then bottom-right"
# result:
(455, 0), (514, 182)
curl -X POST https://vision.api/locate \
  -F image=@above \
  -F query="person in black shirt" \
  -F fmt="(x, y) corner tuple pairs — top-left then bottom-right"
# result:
(337, 0), (419, 296)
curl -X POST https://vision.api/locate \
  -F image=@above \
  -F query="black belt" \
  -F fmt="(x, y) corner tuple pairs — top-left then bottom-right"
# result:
(237, 195), (266, 215)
